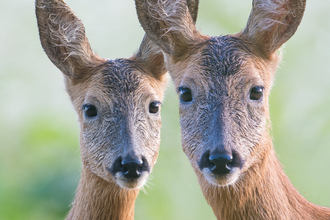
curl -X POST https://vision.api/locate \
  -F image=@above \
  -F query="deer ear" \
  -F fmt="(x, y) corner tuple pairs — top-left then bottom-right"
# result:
(241, 0), (306, 58)
(36, 0), (103, 80)
(135, 0), (203, 61)
(186, 0), (199, 24)
(134, 35), (167, 80)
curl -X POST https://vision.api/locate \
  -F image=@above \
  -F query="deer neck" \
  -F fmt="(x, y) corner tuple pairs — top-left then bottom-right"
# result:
(66, 167), (139, 220)
(198, 138), (330, 220)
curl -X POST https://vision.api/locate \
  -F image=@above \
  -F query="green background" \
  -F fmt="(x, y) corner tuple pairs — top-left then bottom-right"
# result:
(0, 0), (329, 219)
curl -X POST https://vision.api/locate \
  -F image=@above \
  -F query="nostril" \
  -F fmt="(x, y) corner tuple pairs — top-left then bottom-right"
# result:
(199, 150), (213, 170)
(109, 156), (123, 176)
(121, 166), (128, 175)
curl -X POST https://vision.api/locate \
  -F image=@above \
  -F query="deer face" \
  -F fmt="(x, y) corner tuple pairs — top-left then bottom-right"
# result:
(171, 36), (272, 186)
(69, 59), (165, 189)
(135, 0), (305, 187)
(36, 0), (167, 189)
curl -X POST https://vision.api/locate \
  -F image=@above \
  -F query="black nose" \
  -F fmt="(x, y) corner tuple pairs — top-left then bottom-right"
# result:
(121, 157), (143, 178)
(209, 154), (233, 174)
(109, 155), (149, 179)
(199, 150), (233, 175)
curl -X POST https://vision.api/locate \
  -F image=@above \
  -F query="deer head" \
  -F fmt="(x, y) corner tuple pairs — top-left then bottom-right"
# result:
(135, 0), (306, 187)
(36, 0), (168, 190)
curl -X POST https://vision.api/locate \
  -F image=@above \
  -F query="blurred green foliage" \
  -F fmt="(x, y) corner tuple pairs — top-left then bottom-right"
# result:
(0, 0), (329, 219)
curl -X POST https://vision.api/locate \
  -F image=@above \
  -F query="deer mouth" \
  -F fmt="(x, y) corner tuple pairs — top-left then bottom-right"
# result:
(114, 171), (150, 189)
(202, 167), (241, 186)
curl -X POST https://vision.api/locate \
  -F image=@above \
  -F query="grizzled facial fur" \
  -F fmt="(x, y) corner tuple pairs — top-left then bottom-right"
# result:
(72, 59), (165, 189)
(173, 36), (271, 185)
(36, 0), (167, 190)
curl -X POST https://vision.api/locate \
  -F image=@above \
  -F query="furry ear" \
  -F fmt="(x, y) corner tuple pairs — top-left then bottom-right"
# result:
(133, 0), (199, 79)
(134, 35), (167, 80)
(187, 0), (199, 23)
(241, 0), (306, 58)
(36, 0), (103, 79)
(135, 0), (204, 61)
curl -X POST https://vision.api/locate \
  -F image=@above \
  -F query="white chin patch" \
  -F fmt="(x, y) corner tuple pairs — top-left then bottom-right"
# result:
(115, 172), (149, 189)
(203, 170), (239, 186)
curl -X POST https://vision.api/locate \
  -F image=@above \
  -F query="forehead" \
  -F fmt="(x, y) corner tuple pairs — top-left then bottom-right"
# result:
(100, 59), (142, 94)
(81, 58), (157, 106)
(200, 36), (252, 78)
(177, 36), (263, 99)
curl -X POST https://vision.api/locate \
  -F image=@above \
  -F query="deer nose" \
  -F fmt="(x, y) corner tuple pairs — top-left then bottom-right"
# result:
(199, 150), (233, 175)
(121, 157), (143, 178)
(209, 154), (233, 174)
(110, 155), (149, 179)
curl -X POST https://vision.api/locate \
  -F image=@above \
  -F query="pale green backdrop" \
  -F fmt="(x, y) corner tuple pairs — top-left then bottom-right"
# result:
(0, 0), (329, 219)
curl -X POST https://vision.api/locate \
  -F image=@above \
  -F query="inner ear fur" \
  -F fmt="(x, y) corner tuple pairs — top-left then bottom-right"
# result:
(241, 0), (306, 58)
(135, 0), (205, 61)
(36, 0), (103, 80)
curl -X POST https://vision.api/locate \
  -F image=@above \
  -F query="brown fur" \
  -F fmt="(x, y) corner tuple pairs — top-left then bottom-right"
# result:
(136, 0), (330, 219)
(35, 0), (168, 219)
(67, 168), (139, 220)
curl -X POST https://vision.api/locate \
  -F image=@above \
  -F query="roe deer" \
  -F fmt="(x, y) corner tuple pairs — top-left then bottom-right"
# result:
(35, 0), (202, 219)
(135, 0), (330, 219)
(35, 0), (168, 219)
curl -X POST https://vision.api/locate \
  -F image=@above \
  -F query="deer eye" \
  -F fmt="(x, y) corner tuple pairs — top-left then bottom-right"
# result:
(149, 102), (160, 114)
(250, 86), (264, 101)
(179, 87), (193, 103)
(83, 104), (98, 118)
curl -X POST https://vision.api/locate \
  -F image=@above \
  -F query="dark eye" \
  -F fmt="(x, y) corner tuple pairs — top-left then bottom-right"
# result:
(149, 102), (160, 114)
(179, 87), (193, 102)
(250, 86), (264, 101)
(83, 104), (98, 118)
